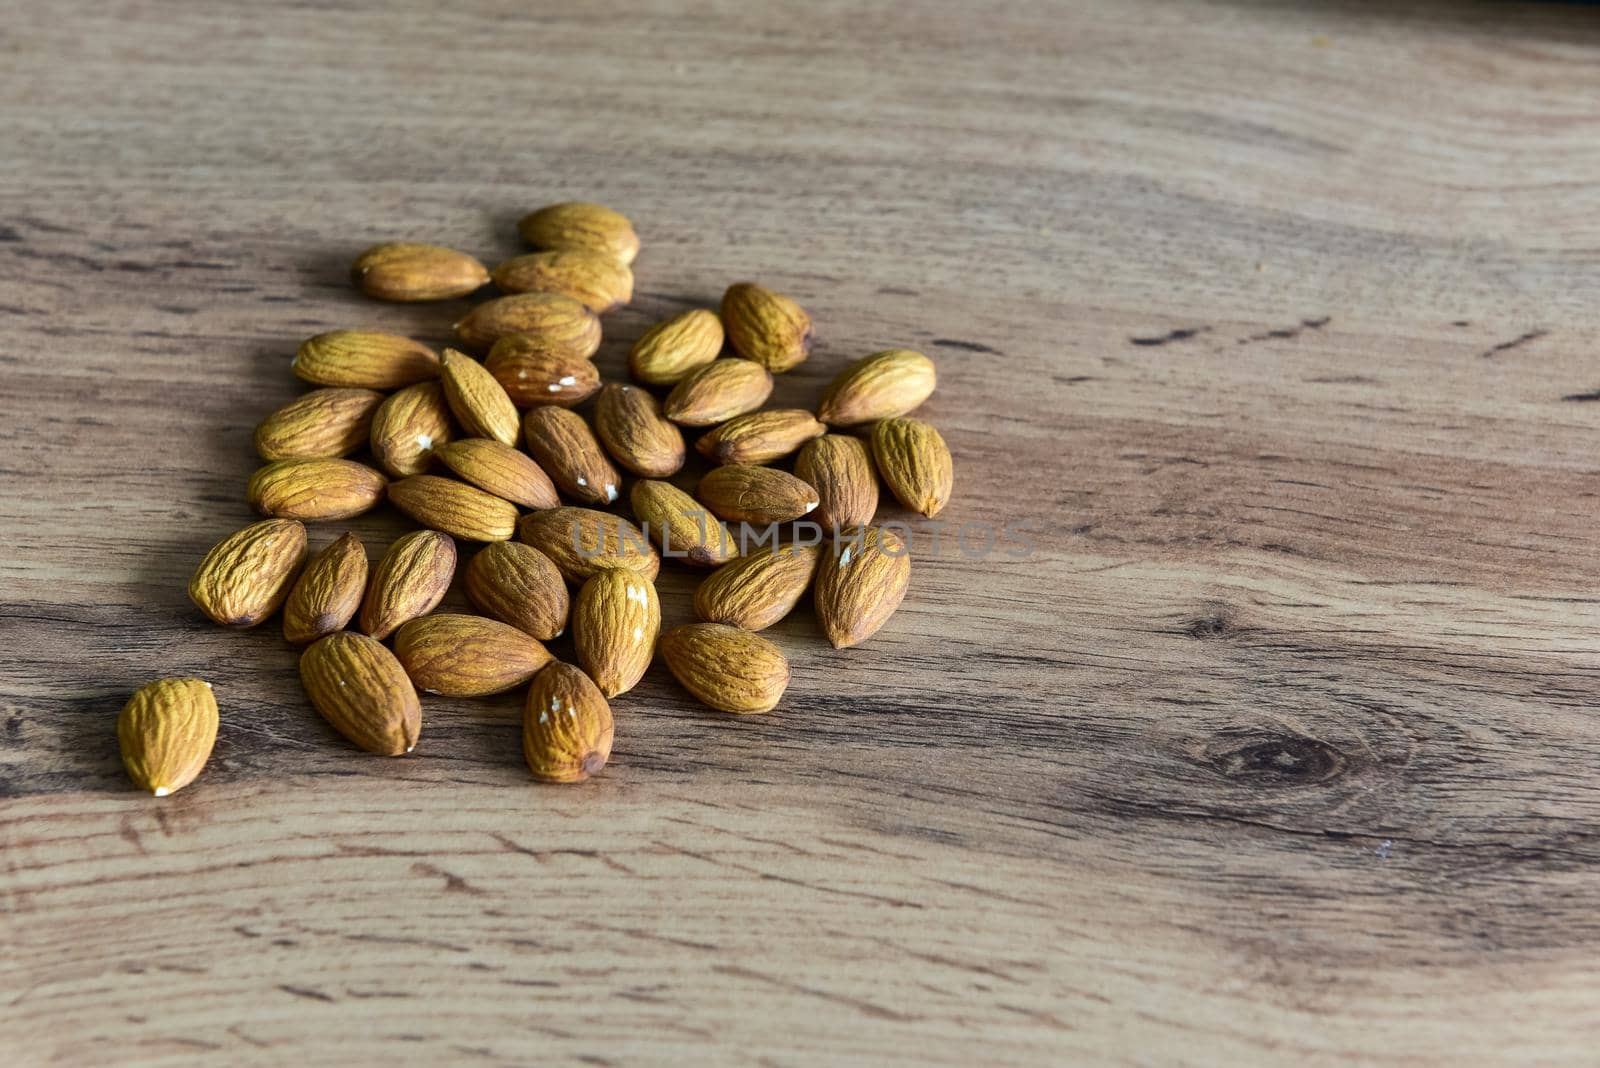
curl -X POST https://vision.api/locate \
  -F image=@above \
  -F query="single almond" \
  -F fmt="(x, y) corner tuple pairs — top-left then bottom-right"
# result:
(189, 519), (308, 627)
(816, 349), (937, 426)
(629, 309), (724, 386)
(519, 507), (660, 585)
(593, 382), (685, 478)
(517, 202), (639, 265)
(247, 458), (387, 521)
(118, 678), (218, 796)
(254, 387), (384, 461)
(394, 613), (554, 697)
(697, 465), (817, 524)
(462, 541), (570, 640)
(283, 531), (369, 645)
(388, 475), (519, 542)
(369, 381), (453, 477)
(351, 242), (489, 302)
(483, 334), (602, 408)
(815, 526), (911, 649)
(695, 409), (826, 466)
(694, 543), (821, 631)
(630, 480), (738, 567)
(871, 417), (953, 518)
(491, 249), (633, 312)
(454, 292), (601, 355)
(435, 438), (559, 509)
(795, 434), (879, 530)
(721, 282), (812, 373)
(523, 662), (615, 783)
(522, 407), (621, 506)
(440, 348), (520, 446)
(573, 567), (660, 697)
(300, 632), (421, 755)
(359, 529), (457, 640)
(293, 330), (439, 389)
(658, 623), (790, 714)
(662, 358), (773, 426)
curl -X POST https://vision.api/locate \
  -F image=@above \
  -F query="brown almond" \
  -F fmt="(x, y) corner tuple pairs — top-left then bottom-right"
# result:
(630, 480), (738, 567)
(816, 349), (937, 426)
(351, 242), (489, 302)
(695, 409), (826, 466)
(300, 632), (421, 755)
(871, 417), (953, 518)
(628, 309), (724, 386)
(721, 282), (812, 373)
(522, 407), (621, 506)
(483, 334), (602, 408)
(369, 381), (453, 478)
(593, 383), (685, 478)
(795, 434), (879, 530)
(517, 202), (639, 265)
(283, 532), (369, 645)
(662, 358), (774, 426)
(462, 541), (570, 640)
(188, 519), (308, 627)
(359, 529), (457, 640)
(454, 292), (601, 355)
(697, 465), (817, 524)
(394, 614), (553, 697)
(814, 526), (911, 649)
(491, 249), (633, 312)
(522, 662), (614, 783)
(694, 543), (821, 631)
(658, 623), (790, 714)
(293, 330), (440, 389)
(440, 348), (520, 446)
(254, 387), (384, 461)
(117, 678), (218, 796)
(435, 438), (559, 510)
(518, 507), (660, 585)
(573, 567), (660, 697)
(388, 475), (519, 542)
(247, 458), (387, 521)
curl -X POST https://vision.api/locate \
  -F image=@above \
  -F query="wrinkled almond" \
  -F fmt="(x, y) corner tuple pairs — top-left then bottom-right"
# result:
(658, 623), (790, 714)
(695, 409), (826, 466)
(630, 480), (738, 567)
(369, 381), (453, 478)
(300, 632), (421, 755)
(662, 358), (773, 426)
(440, 348), (520, 446)
(118, 678), (218, 797)
(593, 383), (685, 478)
(188, 519), (308, 627)
(254, 387), (384, 461)
(454, 292), (601, 355)
(814, 525), (911, 649)
(523, 662), (615, 783)
(522, 407), (621, 506)
(435, 438), (559, 510)
(871, 417), (953, 518)
(573, 567), (660, 698)
(629, 309), (724, 386)
(359, 529), (457, 640)
(517, 202), (639, 265)
(247, 458), (387, 521)
(293, 330), (440, 389)
(816, 349), (937, 426)
(697, 465), (817, 524)
(351, 242), (489, 302)
(794, 434), (879, 530)
(721, 282), (812, 373)
(388, 475), (519, 542)
(694, 543), (820, 631)
(519, 507), (660, 585)
(394, 614), (553, 697)
(484, 334), (602, 408)
(492, 249), (633, 312)
(462, 541), (570, 640)
(283, 531), (369, 645)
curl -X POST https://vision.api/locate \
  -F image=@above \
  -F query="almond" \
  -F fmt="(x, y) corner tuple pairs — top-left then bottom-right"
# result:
(388, 475), (519, 542)
(247, 458), (387, 521)
(462, 541), (570, 640)
(522, 662), (614, 783)
(254, 387), (384, 461)
(694, 543), (820, 631)
(351, 242), (489, 302)
(359, 530), (457, 640)
(814, 526), (910, 649)
(439, 348), (520, 446)
(658, 623), (790, 714)
(697, 465), (817, 524)
(454, 292), (601, 356)
(721, 282), (812, 373)
(593, 383), (685, 478)
(628, 309), (724, 386)
(871, 417), (953, 518)
(662, 358), (774, 426)
(393, 613), (553, 696)
(117, 678), (218, 796)
(630, 480), (738, 567)
(519, 507), (660, 585)
(573, 567), (660, 697)
(483, 335), (602, 408)
(189, 518), (308, 627)
(491, 249), (633, 312)
(283, 531), (369, 645)
(299, 632), (421, 755)
(517, 202), (639, 265)
(522, 407), (621, 506)
(293, 330), (439, 389)
(435, 438), (559, 509)
(369, 381), (453, 477)
(794, 434), (879, 530)
(816, 349), (936, 426)
(695, 409), (825, 465)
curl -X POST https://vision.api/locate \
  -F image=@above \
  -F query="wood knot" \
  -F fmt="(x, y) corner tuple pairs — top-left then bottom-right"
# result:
(1206, 735), (1345, 785)
(1181, 605), (1238, 639)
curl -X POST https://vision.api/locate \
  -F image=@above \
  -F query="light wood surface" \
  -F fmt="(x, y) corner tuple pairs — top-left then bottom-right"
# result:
(6, 1), (1600, 1063)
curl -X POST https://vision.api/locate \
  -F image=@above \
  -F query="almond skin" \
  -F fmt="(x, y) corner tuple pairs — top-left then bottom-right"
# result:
(697, 465), (817, 524)
(440, 348), (520, 446)
(484, 335), (602, 408)
(629, 309), (724, 386)
(816, 349), (937, 426)
(283, 531), (369, 645)
(871, 417), (953, 518)
(573, 567), (660, 697)
(254, 387), (384, 461)
(247, 458), (387, 521)
(522, 407), (621, 506)
(519, 507), (660, 585)
(593, 383), (685, 478)
(189, 519), (308, 627)
(393, 614), (553, 697)
(721, 283), (812, 373)
(388, 475), (519, 542)
(695, 409), (826, 466)
(814, 526), (911, 649)
(491, 249), (633, 312)
(523, 662), (615, 783)
(795, 434), (879, 530)
(630, 480), (738, 567)
(518, 202), (640, 265)
(293, 330), (440, 389)
(435, 438), (559, 509)
(658, 623), (790, 714)
(118, 678), (218, 796)
(369, 381), (453, 478)
(462, 541), (570, 640)
(300, 632), (421, 756)
(351, 242), (489, 302)
(359, 530), (457, 640)
(694, 543), (821, 631)
(662, 358), (774, 426)
(454, 292), (601, 356)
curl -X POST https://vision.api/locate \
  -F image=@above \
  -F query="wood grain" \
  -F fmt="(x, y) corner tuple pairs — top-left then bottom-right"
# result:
(6, 1), (1600, 1063)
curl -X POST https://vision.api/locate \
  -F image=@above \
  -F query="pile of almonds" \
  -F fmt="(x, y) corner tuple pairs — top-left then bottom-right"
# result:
(118, 202), (953, 795)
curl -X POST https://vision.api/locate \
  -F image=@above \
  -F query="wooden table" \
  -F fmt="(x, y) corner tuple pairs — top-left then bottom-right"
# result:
(6, 1), (1600, 1063)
